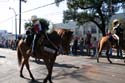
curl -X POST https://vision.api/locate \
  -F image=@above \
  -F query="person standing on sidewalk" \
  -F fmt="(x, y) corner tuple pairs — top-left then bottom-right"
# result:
(92, 37), (98, 57)
(79, 37), (84, 55)
(72, 37), (78, 55)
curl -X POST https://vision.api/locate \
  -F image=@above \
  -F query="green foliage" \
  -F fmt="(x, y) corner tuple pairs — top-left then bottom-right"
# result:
(55, 0), (125, 36)
(24, 22), (32, 30)
(39, 18), (49, 31)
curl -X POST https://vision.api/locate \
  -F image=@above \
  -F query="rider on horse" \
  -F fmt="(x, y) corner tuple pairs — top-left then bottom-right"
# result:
(25, 15), (49, 55)
(31, 15), (43, 54)
(111, 19), (123, 46)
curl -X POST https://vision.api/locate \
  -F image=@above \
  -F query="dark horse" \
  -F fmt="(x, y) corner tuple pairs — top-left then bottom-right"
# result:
(97, 35), (125, 63)
(17, 28), (73, 83)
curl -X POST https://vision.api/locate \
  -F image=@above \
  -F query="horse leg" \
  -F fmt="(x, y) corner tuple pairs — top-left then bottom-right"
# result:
(97, 43), (101, 63)
(25, 59), (35, 80)
(48, 57), (56, 83)
(97, 41), (105, 63)
(97, 51), (101, 63)
(20, 59), (25, 78)
(20, 54), (34, 80)
(17, 48), (24, 78)
(106, 49), (112, 63)
(43, 57), (56, 83)
(43, 59), (49, 83)
(23, 53), (34, 80)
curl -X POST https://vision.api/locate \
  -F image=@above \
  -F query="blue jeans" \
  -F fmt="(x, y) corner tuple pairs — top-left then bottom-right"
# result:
(79, 46), (83, 55)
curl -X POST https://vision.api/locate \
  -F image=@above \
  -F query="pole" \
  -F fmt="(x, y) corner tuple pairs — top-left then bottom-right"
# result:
(19, 0), (21, 35)
(9, 7), (17, 40)
(15, 14), (17, 39)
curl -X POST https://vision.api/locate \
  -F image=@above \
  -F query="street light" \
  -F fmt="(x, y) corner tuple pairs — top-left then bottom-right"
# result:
(9, 7), (17, 40)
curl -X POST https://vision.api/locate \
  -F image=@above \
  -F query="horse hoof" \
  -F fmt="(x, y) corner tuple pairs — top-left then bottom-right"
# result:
(30, 75), (35, 81)
(49, 80), (53, 83)
(110, 61), (112, 64)
(43, 79), (47, 83)
(31, 78), (35, 81)
(20, 74), (24, 78)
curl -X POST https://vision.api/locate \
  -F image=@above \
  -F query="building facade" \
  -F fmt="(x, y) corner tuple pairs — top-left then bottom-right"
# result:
(54, 21), (102, 41)
(0, 30), (15, 40)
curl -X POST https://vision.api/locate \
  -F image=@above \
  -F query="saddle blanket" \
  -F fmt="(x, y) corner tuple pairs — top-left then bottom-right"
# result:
(44, 46), (56, 54)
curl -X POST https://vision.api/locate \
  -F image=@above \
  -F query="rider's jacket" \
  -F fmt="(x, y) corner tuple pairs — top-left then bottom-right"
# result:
(33, 20), (42, 34)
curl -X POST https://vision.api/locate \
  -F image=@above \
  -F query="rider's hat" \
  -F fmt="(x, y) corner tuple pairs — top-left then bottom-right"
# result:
(31, 15), (38, 21)
(112, 19), (120, 27)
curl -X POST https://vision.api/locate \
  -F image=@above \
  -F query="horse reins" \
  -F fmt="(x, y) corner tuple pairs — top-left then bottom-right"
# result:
(44, 31), (64, 54)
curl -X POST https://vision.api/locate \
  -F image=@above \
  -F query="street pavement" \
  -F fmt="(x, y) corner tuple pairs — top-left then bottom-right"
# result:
(0, 48), (125, 83)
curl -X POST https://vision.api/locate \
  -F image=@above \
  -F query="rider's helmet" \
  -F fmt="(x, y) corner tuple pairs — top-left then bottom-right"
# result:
(112, 19), (120, 27)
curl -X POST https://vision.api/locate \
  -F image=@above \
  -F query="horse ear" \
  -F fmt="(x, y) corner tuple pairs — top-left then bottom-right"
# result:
(71, 31), (73, 34)
(67, 31), (73, 39)
(69, 31), (73, 35)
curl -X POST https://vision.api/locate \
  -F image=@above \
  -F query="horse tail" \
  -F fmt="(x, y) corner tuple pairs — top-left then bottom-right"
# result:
(97, 39), (100, 52)
(17, 47), (22, 66)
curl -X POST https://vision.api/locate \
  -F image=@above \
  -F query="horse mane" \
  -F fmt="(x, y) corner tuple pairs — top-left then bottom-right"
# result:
(46, 28), (73, 43)
(40, 28), (73, 54)
(54, 28), (73, 38)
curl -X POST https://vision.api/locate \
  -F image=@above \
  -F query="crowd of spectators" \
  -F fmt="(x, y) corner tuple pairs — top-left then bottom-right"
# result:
(71, 31), (98, 57)
(0, 39), (17, 50)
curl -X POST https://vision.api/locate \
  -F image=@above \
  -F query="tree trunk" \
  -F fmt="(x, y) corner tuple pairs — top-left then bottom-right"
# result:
(99, 25), (106, 36)
(91, 20), (106, 36)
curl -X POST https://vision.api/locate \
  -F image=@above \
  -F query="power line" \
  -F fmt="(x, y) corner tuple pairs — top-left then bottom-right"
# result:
(22, 0), (65, 13)
(22, 2), (57, 13)
(0, 16), (14, 24)
(0, 12), (63, 24)
(0, 0), (64, 24)
(0, 0), (9, 2)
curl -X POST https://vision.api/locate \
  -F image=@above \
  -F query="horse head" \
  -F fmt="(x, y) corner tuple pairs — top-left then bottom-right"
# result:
(56, 29), (73, 55)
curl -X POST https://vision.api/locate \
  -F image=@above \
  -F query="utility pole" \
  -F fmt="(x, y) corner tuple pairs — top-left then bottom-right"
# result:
(19, 0), (26, 35)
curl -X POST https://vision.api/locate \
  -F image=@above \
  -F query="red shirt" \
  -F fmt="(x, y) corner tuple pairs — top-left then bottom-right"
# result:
(33, 24), (39, 33)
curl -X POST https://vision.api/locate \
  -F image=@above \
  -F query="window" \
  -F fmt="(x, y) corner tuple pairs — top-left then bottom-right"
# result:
(91, 26), (97, 33)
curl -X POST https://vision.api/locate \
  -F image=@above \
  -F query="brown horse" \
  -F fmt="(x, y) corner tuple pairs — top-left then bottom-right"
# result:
(17, 28), (73, 83)
(97, 35), (125, 63)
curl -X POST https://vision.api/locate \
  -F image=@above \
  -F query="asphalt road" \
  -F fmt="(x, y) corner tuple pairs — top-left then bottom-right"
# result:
(0, 48), (125, 83)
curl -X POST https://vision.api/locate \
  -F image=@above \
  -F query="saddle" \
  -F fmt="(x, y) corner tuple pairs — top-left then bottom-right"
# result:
(26, 32), (58, 56)
(39, 33), (58, 54)
(109, 35), (123, 48)
(109, 35), (118, 47)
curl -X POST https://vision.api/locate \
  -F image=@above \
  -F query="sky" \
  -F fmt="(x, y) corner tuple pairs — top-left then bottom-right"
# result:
(0, 0), (67, 34)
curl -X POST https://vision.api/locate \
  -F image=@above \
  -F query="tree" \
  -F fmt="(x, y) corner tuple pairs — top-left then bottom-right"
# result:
(55, 0), (125, 36)
(39, 18), (49, 31)
(24, 22), (32, 30)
